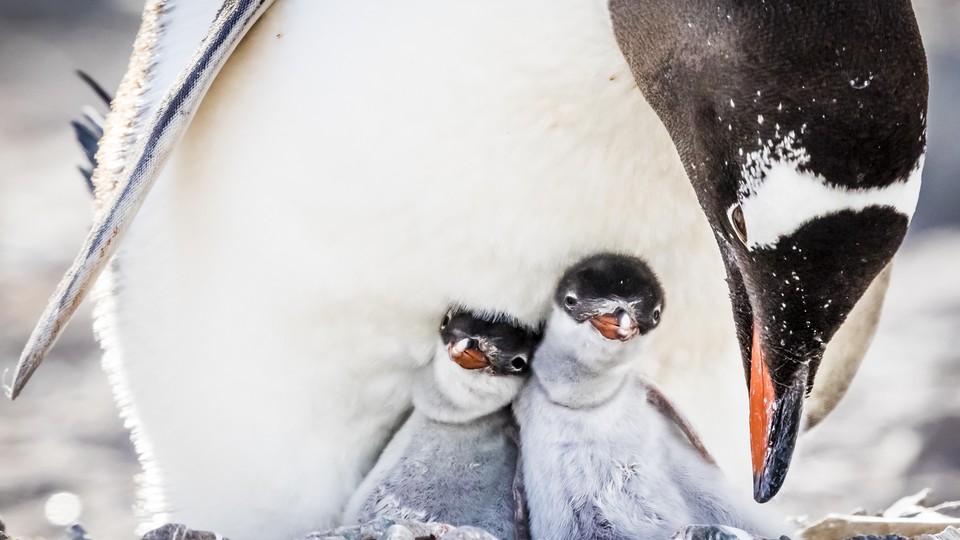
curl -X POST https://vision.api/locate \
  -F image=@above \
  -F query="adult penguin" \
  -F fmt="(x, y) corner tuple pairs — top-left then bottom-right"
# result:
(10, 1), (927, 538)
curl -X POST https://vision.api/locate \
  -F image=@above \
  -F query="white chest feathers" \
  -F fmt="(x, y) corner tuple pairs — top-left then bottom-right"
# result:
(102, 0), (739, 536)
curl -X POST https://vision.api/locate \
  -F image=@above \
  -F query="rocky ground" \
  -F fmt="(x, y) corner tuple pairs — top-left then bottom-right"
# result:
(0, 1), (958, 539)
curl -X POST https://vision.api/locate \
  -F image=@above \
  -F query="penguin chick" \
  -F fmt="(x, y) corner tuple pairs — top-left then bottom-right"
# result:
(343, 307), (540, 540)
(514, 253), (780, 540)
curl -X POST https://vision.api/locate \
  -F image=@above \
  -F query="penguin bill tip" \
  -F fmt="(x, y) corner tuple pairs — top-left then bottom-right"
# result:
(749, 366), (805, 503)
(448, 346), (490, 370)
(589, 314), (638, 342)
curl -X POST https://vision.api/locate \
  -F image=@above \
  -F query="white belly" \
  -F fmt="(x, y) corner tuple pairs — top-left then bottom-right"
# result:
(99, 0), (747, 537)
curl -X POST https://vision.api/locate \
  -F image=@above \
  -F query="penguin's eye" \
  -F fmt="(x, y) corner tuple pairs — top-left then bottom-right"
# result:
(727, 203), (748, 245)
(511, 356), (527, 370)
(440, 312), (451, 330)
(564, 295), (578, 308)
(652, 306), (661, 324)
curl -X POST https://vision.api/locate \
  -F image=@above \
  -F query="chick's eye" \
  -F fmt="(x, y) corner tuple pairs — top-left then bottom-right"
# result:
(727, 203), (748, 245)
(440, 313), (451, 329)
(564, 295), (578, 307)
(652, 306), (661, 324)
(511, 356), (527, 370)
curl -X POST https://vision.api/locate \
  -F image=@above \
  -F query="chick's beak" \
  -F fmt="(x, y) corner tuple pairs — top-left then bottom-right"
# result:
(590, 308), (639, 341)
(447, 338), (490, 370)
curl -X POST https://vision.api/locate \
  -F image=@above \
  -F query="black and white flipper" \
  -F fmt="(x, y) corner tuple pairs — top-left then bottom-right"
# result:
(7, 0), (276, 399)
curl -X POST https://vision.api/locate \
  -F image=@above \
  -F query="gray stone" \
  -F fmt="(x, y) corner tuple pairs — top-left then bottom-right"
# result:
(141, 523), (225, 540)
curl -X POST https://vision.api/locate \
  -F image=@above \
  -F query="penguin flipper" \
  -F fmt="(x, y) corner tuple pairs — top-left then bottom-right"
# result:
(513, 443), (531, 540)
(645, 383), (718, 467)
(7, 0), (276, 400)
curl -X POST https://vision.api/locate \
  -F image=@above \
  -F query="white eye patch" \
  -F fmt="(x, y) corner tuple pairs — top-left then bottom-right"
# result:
(738, 131), (923, 250)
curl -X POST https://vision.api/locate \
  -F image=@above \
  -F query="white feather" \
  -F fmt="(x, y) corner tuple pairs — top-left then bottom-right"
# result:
(98, 0), (751, 537)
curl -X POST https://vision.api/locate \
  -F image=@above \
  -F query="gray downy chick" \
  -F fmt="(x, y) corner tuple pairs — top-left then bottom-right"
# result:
(343, 307), (540, 540)
(514, 253), (781, 540)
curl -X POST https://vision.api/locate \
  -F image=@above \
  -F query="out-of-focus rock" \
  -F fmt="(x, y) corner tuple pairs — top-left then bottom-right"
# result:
(801, 516), (959, 540)
(66, 524), (92, 540)
(918, 527), (960, 540)
(297, 518), (497, 540)
(380, 524), (416, 540)
(884, 490), (934, 519)
(800, 493), (960, 540)
(931, 505), (960, 520)
(672, 524), (782, 539)
(141, 523), (223, 540)
(437, 526), (498, 540)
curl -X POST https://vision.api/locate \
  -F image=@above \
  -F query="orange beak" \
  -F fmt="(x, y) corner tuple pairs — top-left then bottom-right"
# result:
(748, 322), (806, 503)
(749, 326), (774, 484)
(589, 311), (638, 341)
(448, 343), (489, 370)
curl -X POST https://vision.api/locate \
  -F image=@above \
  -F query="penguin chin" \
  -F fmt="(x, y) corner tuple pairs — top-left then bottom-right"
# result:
(412, 342), (525, 424)
(547, 309), (646, 371)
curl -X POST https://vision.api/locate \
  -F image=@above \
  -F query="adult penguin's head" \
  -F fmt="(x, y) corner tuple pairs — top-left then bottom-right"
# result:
(609, 0), (927, 501)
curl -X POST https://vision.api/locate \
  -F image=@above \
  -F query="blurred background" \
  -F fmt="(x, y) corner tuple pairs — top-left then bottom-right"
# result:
(0, 0), (958, 538)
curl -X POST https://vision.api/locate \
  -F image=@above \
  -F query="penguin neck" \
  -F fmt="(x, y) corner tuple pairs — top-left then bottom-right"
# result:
(412, 343), (524, 424)
(533, 309), (642, 409)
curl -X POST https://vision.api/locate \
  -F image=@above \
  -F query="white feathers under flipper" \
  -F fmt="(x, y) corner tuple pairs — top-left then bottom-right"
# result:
(101, 0), (755, 536)
(92, 264), (171, 534)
